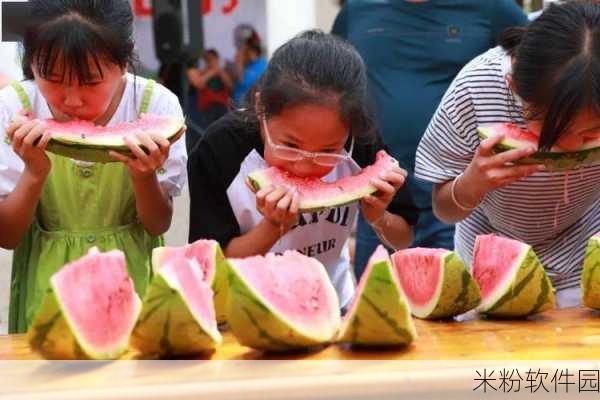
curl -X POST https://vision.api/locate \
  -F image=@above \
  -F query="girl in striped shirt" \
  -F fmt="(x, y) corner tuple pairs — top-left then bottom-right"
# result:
(416, 0), (600, 308)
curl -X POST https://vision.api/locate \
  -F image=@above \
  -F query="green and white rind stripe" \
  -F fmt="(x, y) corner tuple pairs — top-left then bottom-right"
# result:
(412, 252), (481, 320)
(226, 260), (341, 351)
(131, 271), (222, 356)
(247, 172), (378, 212)
(477, 126), (600, 171)
(478, 247), (556, 318)
(581, 236), (600, 309)
(28, 287), (140, 360)
(337, 258), (417, 346)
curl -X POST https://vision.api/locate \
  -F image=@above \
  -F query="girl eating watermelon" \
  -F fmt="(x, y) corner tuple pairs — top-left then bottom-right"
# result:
(415, 0), (600, 308)
(188, 31), (419, 310)
(0, 0), (187, 333)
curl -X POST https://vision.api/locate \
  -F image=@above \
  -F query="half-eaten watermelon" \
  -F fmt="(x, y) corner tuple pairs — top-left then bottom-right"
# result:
(152, 239), (229, 324)
(472, 234), (555, 318)
(581, 233), (600, 309)
(27, 247), (141, 360)
(9, 113), (184, 163)
(392, 248), (480, 320)
(131, 258), (222, 356)
(227, 251), (341, 351)
(247, 150), (398, 211)
(478, 123), (600, 170)
(338, 245), (417, 346)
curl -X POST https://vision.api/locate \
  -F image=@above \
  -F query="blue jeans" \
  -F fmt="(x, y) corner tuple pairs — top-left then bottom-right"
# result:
(354, 209), (455, 280)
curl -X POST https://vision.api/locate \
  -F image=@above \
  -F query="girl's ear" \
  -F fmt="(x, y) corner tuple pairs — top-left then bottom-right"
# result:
(506, 73), (515, 93)
(255, 91), (264, 114)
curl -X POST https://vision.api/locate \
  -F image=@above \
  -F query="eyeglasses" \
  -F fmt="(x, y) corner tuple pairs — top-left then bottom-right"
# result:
(261, 116), (354, 167)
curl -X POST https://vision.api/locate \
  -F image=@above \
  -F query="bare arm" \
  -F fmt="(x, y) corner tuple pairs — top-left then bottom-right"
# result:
(130, 174), (173, 236)
(224, 219), (284, 258)
(370, 211), (414, 251)
(2, 119), (52, 248)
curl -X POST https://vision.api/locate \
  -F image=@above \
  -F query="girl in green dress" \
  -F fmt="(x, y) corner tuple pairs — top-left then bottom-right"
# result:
(0, 0), (187, 333)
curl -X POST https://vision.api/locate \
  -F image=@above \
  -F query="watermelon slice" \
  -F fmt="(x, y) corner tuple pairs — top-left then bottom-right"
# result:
(581, 233), (600, 309)
(227, 251), (341, 351)
(477, 123), (600, 171)
(337, 245), (417, 346)
(131, 258), (222, 356)
(392, 248), (480, 320)
(247, 150), (398, 212)
(472, 234), (556, 318)
(9, 113), (184, 163)
(27, 247), (141, 360)
(152, 239), (229, 324)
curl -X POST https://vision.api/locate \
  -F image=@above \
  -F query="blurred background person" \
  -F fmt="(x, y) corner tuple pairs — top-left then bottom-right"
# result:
(231, 29), (267, 106)
(332, 0), (529, 278)
(187, 49), (233, 130)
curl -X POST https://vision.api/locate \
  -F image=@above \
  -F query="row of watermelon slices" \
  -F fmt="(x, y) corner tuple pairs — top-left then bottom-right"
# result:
(27, 233), (600, 359)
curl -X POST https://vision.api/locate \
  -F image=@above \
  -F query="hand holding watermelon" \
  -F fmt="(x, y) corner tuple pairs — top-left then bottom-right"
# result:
(457, 133), (545, 207)
(253, 184), (300, 233)
(360, 163), (407, 224)
(5, 117), (52, 181)
(109, 128), (184, 179)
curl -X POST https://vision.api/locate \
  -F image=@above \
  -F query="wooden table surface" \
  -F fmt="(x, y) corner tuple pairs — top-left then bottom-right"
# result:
(2, 307), (600, 399)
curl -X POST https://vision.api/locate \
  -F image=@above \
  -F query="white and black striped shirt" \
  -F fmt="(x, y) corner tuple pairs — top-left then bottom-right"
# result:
(415, 46), (600, 291)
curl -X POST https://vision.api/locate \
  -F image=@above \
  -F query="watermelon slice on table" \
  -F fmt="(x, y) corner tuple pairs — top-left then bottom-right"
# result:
(131, 258), (222, 356)
(247, 150), (399, 212)
(581, 233), (600, 309)
(152, 239), (229, 324)
(9, 113), (185, 163)
(27, 247), (141, 360)
(472, 234), (555, 318)
(338, 245), (417, 346)
(227, 251), (341, 351)
(392, 248), (480, 320)
(477, 123), (600, 171)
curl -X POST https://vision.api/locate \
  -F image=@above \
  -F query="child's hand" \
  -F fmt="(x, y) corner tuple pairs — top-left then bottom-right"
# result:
(254, 184), (300, 232)
(361, 163), (407, 225)
(110, 128), (184, 179)
(455, 134), (545, 208)
(6, 118), (52, 180)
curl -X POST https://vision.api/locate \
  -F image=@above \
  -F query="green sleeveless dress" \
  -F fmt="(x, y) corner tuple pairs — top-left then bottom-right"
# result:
(8, 80), (163, 333)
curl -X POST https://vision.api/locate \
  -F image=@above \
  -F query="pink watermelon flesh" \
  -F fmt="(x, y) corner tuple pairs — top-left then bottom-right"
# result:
(162, 258), (217, 331)
(472, 234), (525, 300)
(232, 251), (338, 329)
(12, 113), (182, 146)
(248, 150), (397, 208)
(392, 248), (446, 307)
(51, 249), (139, 352)
(154, 240), (218, 283)
(344, 245), (390, 316)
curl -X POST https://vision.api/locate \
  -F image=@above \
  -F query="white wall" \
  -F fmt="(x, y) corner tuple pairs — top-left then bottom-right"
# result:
(265, 0), (316, 57)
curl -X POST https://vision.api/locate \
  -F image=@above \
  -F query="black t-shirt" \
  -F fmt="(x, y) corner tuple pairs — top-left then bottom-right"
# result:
(187, 111), (419, 247)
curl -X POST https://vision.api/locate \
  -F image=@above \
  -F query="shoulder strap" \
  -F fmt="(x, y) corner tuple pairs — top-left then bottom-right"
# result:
(139, 79), (155, 115)
(10, 81), (32, 113)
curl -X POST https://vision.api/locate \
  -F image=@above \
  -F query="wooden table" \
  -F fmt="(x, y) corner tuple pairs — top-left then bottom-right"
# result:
(2, 307), (600, 399)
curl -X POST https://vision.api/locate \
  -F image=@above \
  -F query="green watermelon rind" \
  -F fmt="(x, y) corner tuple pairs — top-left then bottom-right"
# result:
(226, 258), (341, 351)
(247, 172), (378, 213)
(28, 283), (141, 360)
(337, 257), (417, 346)
(477, 246), (556, 318)
(45, 117), (185, 163)
(152, 241), (230, 325)
(581, 235), (600, 309)
(477, 126), (600, 171)
(410, 252), (481, 320)
(130, 270), (222, 356)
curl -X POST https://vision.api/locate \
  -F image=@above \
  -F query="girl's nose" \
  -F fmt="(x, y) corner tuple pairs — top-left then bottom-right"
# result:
(63, 89), (83, 108)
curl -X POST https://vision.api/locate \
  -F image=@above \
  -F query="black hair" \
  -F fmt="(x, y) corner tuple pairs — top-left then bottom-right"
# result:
(245, 32), (263, 57)
(241, 30), (375, 143)
(204, 49), (220, 58)
(500, 0), (600, 150)
(21, 0), (136, 84)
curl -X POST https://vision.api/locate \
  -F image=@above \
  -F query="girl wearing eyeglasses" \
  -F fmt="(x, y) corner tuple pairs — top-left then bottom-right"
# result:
(188, 30), (419, 309)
